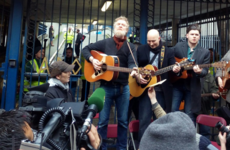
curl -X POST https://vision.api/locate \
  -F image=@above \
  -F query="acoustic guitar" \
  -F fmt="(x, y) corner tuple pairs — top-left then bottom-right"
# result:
(84, 50), (151, 82)
(129, 58), (194, 97)
(201, 89), (227, 100)
(171, 58), (227, 83)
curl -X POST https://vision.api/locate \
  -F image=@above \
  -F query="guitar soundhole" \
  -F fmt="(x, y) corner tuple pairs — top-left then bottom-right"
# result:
(101, 64), (107, 71)
(140, 76), (151, 88)
(94, 70), (101, 76)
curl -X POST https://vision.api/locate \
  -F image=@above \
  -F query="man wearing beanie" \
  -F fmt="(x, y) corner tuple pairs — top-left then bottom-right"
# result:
(139, 111), (198, 150)
(45, 61), (75, 102)
(24, 46), (46, 92)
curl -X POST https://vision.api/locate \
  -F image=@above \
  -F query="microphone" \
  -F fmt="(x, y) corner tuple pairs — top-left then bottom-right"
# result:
(87, 87), (105, 112)
(80, 88), (105, 134)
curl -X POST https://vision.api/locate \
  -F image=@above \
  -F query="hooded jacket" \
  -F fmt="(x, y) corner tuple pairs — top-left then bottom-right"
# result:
(45, 78), (74, 102)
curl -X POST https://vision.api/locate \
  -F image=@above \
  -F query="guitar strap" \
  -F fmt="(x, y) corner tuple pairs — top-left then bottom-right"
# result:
(149, 52), (158, 65)
(126, 41), (140, 83)
(126, 42), (138, 68)
(160, 46), (165, 68)
(149, 46), (165, 68)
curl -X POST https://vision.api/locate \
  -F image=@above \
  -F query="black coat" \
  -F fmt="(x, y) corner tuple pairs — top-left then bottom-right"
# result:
(172, 41), (210, 113)
(76, 33), (83, 44)
(137, 44), (175, 112)
(45, 85), (74, 102)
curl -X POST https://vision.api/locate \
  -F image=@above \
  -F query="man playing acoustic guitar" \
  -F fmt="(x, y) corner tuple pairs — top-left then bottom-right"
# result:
(133, 29), (181, 142)
(171, 24), (210, 124)
(82, 16), (138, 150)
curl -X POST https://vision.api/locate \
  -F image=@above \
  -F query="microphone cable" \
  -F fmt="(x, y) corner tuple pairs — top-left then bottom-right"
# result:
(38, 107), (66, 132)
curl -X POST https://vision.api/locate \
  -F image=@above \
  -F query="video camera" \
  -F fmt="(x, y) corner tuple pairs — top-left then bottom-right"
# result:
(215, 121), (230, 148)
(19, 83), (105, 150)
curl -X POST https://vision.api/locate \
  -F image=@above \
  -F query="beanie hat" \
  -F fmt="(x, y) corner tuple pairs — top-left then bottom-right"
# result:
(139, 111), (198, 150)
(34, 46), (44, 56)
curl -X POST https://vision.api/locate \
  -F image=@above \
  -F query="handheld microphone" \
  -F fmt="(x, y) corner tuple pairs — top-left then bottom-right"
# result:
(80, 88), (105, 134)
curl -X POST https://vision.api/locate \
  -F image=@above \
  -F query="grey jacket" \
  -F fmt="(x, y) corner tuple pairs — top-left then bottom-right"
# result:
(215, 50), (230, 102)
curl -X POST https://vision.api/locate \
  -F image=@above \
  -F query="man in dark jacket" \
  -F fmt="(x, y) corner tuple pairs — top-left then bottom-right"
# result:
(171, 24), (210, 123)
(45, 61), (75, 102)
(199, 72), (219, 139)
(75, 29), (83, 57)
(82, 16), (137, 150)
(49, 25), (54, 46)
(135, 29), (180, 141)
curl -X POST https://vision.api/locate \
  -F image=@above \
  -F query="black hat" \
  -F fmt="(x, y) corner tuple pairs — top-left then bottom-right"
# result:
(34, 46), (44, 56)
(50, 61), (74, 77)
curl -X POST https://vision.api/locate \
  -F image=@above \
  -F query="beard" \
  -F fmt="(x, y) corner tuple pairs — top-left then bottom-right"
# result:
(114, 29), (127, 38)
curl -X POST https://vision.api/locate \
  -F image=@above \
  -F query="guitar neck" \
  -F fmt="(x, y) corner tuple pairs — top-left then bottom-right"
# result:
(106, 66), (133, 73)
(154, 65), (174, 76)
(201, 93), (213, 97)
(185, 64), (213, 70)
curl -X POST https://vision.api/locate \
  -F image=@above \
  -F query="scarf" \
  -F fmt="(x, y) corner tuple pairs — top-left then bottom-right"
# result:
(48, 78), (69, 91)
(149, 40), (162, 54)
(113, 36), (127, 50)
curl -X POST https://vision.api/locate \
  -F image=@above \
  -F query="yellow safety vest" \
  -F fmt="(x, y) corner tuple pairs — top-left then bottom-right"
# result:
(64, 31), (74, 44)
(24, 59), (45, 92)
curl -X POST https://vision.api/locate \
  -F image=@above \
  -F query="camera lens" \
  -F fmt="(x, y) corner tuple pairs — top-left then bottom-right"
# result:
(215, 121), (230, 133)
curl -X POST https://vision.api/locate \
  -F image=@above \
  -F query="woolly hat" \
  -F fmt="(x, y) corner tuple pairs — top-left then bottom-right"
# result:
(139, 111), (198, 150)
(34, 46), (44, 56)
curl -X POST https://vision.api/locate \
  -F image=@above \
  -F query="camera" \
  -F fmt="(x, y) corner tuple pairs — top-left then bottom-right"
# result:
(215, 122), (230, 134)
(19, 83), (99, 150)
(215, 121), (230, 149)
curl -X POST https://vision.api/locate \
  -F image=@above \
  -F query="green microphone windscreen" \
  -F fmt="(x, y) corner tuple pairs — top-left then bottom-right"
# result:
(87, 88), (105, 112)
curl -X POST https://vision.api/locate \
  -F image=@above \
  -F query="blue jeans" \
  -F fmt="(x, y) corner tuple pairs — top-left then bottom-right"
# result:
(98, 84), (130, 150)
(199, 124), (211, 139)
(138, 90), (165, 141)
(171, 84), (196, 124)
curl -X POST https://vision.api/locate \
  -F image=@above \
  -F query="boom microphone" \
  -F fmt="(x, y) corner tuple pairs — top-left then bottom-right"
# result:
(80, 88), (105, 134)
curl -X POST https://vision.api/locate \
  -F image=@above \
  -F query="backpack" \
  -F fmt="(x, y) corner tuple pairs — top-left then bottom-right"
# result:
(80, 35), (86, 42)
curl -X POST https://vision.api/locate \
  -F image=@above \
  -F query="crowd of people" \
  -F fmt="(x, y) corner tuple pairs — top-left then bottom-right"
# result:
(0, 15), (229, 150)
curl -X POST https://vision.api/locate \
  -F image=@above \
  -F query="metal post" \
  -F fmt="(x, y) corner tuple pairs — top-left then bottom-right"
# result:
(5, 0), (23, 110)
(1, 2), (13, 109)
(140, 0), (148, 44)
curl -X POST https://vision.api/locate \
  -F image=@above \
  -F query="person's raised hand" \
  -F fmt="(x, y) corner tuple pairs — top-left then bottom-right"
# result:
(148, 87), (157, 105)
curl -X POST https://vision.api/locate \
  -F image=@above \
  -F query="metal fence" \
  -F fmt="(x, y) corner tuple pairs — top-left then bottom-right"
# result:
(0, 0), (230, 109)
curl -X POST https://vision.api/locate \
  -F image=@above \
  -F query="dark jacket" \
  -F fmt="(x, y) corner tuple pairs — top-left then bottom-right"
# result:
(45, 78), (74, 102)
(76, 33), (83, 44)
(82, 37), (137, 86)
(200, 73), (218, 114)
(172, 41), (210, 113)
(137, 44), (175, 112)
(49, 27), (54, 38)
